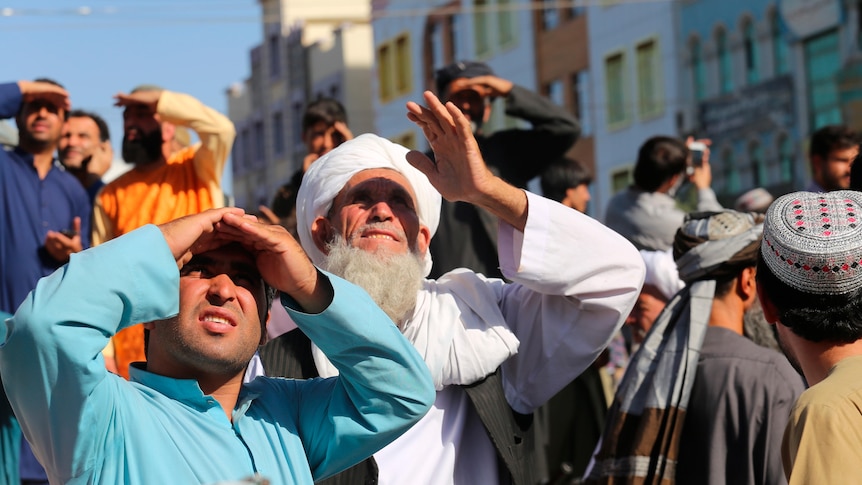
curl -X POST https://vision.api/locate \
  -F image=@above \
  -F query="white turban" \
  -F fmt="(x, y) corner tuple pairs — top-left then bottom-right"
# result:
(639, 249), (685, 300)
(296, 133), (442, 276)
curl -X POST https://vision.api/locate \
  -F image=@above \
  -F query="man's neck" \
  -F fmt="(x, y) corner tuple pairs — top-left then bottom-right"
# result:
(708, 297), (744, 335)
(798, 339), (862, 386)
(32, 152), (55, 179)
(201, 375), (244, 421)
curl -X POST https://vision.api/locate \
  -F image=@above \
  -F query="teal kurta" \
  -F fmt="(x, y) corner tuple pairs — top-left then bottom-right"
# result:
(0, 225), (434, 485)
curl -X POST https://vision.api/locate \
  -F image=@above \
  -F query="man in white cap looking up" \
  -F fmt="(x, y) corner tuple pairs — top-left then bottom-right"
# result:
(260, 91), (644, 485)
(757, 190), (862, 484)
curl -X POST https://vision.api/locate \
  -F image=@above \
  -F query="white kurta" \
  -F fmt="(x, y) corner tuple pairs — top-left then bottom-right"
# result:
(374, 191), (645, 484)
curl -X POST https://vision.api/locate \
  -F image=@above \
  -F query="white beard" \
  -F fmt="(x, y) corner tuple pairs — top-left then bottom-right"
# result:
(322, 235), (424, 327)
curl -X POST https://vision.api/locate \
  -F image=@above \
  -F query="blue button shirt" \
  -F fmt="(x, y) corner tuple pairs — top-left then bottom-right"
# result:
(0, 82), (91, 314)
(0, 81), (92, 482)
(0, 225), (434, 484)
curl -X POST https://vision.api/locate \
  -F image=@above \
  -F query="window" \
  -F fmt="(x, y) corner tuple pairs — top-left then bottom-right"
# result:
(430, 21), (446, 71)
(395, 35), (412, 94)
(605, 52), (627, 126)
(497, 0), (514, 45)
(749, 141), (766, 187)
(545, 79), (564, 106)
(393, 131), (417, 150)
(232, 134), (244, 172)
(636, 39), (662, 118)
(743, 20), (759, 85)
(571, 71), (592, 135)
(292, 102), (303, 146)
(378, 33), (413, 102)
(691, 38), (706, 101)
(569, 1), (585, 19)
(778, 134), (794, 183)
(272, 112), (284, 156)
(717, 28), (733, 94)
(268, 34), (280, 78)
(378, 43), (393, 100)
(542, 0), (560, 30)
(253, 121), (264, 165)
(805, 30), (842, 129)
(722, 148), (740, 195)
(449, 15), (460, 60)
(474, 0), (491, 56)
(611, 167), (632, 193)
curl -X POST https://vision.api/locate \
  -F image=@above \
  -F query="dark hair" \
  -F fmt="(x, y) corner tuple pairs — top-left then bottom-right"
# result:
(540, 157), (593, 203)
(67, 109), (110, 142)
(809, 125), (860, 160)
(756, 252), (862, 343)
(301, 98), (347, 134)
(633, 136), (689, 192)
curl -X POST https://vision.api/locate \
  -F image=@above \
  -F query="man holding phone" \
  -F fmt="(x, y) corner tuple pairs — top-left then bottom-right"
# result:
(605, 136), (722, 251)
(58, 109), (113, 202)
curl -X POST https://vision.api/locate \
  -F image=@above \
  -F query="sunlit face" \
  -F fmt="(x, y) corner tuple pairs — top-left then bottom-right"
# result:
(59, 116), (101, 169)
(144, 245), (268, 378)
(320, 168), (430, 257)
(444, 79), (489, 130)
(625, 284), (670, 344)
(122, 102), (161, 142)
(303, 121), (345, 158)
(813, 146), (859, 191)
(563, 184), (591, 214)
(17, 98), (65, 148)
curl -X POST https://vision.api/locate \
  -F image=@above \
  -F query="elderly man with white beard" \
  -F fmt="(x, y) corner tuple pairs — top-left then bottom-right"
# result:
(259, 91), (645, 485)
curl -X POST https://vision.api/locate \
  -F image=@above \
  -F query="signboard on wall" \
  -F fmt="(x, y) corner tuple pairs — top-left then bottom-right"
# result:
(780, 0), (841, 38)
(699, 75), (796, 141)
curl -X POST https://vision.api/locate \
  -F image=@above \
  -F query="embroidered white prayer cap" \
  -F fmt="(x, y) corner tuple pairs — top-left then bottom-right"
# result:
(761, 190), (862, 295)
(296, 133), (442, 276)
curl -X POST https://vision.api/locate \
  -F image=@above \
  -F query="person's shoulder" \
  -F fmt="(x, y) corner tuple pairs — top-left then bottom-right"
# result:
(798, 356), (862, 408)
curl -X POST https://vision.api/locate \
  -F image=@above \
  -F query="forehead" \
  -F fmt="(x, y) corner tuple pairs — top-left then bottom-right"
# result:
(340, 168), (417, 200)
(189, 244), (257, 272)
(123, 103), (156, 119)
(66, 116), (99, 134)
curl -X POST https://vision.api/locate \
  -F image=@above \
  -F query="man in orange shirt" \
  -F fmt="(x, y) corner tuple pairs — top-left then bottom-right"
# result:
(94, 85), (235, 378)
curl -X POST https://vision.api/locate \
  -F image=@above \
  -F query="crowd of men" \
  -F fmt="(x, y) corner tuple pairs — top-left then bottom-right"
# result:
(0, 62), (860, 485)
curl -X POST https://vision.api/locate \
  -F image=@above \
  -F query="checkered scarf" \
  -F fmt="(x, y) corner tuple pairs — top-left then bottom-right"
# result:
(585, 211), (762, 484)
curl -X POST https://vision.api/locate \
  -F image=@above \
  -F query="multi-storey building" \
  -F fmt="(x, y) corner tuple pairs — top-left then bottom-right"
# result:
(228, 0), (374, 210)
(586, 0), (683, 220)
(371, 0), (540, 149)
(533, 0), (595, 213)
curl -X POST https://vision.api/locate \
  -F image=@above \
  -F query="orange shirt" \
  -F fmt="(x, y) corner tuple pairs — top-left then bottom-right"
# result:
(93, 90), (235, 378)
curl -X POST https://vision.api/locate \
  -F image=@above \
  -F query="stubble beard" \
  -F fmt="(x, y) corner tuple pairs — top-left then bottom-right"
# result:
(322, 234), (424, 327)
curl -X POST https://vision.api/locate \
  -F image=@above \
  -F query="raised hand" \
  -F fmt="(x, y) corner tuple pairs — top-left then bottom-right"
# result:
(215, 212), (331, 314)
(405, 90), (528, 231)
(405, 90), (495, 205)
(113, 90), (161, 109)
(158, 207), (246, 268)
(17, 80), (70, 113)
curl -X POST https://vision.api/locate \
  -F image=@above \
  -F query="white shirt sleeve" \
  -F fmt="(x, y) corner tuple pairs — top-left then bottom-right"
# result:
(498, 192), (645, 414)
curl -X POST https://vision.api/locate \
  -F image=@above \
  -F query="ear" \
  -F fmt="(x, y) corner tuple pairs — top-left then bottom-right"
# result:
(740, 266), (757, 299)
(311, 216), (335, 254)
(416, 224), (432, 257)
(161, 121), (176, 144)
(756, 285), (780, 325)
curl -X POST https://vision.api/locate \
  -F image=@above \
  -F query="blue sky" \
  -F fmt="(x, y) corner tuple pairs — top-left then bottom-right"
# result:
(1, 0), (263, 180)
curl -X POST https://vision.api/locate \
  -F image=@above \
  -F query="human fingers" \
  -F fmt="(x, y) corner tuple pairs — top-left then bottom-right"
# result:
(159, 207), (245, 261)
(406, 100), (444, 138)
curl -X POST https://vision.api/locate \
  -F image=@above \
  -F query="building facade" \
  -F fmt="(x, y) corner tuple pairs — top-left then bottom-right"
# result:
(586, 0), (683, 220)
(228, 0), (374, 210)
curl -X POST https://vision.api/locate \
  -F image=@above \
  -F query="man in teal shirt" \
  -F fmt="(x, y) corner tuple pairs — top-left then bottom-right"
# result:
(0, 207), (434, 484)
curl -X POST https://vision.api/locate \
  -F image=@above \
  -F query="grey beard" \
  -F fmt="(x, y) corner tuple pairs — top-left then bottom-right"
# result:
(322, 235), (424, 327)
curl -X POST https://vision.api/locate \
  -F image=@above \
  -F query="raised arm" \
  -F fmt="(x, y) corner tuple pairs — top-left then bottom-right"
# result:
(406, 90), (528, 231)
(157, 90), (235, 192)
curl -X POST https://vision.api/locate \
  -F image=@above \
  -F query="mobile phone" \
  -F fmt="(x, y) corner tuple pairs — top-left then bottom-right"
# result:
(60, 229), (78, 238)
(689, 141), (707, 167)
